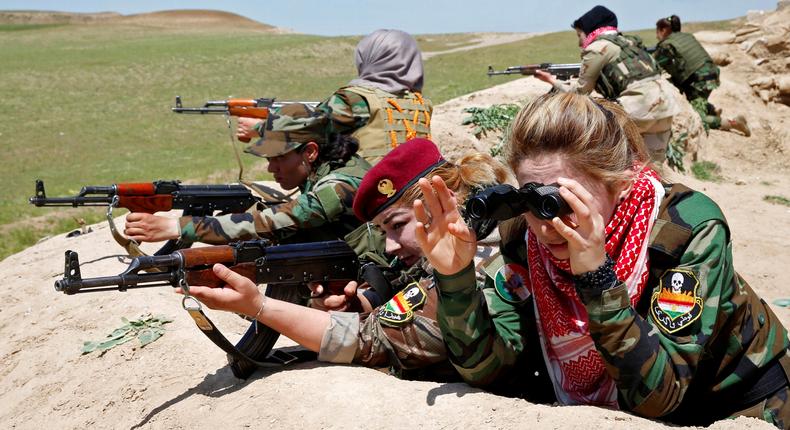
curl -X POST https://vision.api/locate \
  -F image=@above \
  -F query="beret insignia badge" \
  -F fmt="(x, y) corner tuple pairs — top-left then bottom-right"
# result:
(377, 179), (396, 197)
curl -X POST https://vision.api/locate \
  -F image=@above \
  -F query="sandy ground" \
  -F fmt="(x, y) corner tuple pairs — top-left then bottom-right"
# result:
(2, 15), (789, 430)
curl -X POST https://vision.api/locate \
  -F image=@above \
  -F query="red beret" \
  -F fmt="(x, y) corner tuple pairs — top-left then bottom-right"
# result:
(353, 138), (446, 221)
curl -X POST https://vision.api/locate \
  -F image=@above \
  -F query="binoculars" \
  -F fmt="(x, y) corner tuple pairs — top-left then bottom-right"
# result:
(466, 182), (570, 221)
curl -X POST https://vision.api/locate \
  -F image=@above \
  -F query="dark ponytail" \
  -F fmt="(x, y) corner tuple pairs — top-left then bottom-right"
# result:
(313, 133), (359, 169)
(656, 14), (681, 33)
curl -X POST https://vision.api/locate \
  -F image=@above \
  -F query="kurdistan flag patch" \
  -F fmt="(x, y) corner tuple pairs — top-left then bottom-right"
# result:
(377, 282), (427, 326)
(650, 268), (703, 334)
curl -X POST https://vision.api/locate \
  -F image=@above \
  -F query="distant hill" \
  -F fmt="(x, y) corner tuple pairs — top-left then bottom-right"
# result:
(0, 9), (284, 32)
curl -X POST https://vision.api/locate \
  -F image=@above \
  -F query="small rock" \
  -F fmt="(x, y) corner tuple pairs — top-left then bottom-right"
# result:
(735, 179), (747, 185)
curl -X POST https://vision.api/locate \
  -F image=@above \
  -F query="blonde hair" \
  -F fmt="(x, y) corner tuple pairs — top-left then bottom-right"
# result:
(397, 152), (514, 207)
(505, 92), (649, 189)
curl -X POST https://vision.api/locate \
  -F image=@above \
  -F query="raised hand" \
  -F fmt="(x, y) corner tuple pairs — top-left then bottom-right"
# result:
(413, 176), (477, 276)
(124, 212), (180, 242)
(550, 177), (607, 275)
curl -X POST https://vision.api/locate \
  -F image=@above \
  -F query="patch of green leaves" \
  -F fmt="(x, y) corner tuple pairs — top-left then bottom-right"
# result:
(691, 161), (723, 182)
(689, 98), (712, 135)
(666, 132), (687, 173)
(82, 313), (173, 354)
(764, 195), (790, 207)
(461, 104), (521, 157)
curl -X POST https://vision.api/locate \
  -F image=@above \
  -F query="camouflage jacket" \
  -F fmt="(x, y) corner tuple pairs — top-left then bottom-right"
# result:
(435, 184), (790, 424)
(654, 32), (716, 88)
(321, 88), (372, 136)
(318, 240), (499, 381)
(554, 33), (678, 124)
(178, 155), (370, 244)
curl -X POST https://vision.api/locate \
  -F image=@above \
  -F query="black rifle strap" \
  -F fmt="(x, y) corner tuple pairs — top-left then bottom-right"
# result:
(186, 308), (295, 367)
(229, 283), (314, 379)
(182, 282), (316, 380)
(184, 304), (299, 371)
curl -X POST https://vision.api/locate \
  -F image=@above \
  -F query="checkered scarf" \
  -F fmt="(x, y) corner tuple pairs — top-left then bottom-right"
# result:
(526, 168), (664, 407)
(581, 26), (619, 49)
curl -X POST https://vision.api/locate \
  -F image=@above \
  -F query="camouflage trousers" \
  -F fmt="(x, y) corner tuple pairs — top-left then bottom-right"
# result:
(682, 76), (721, 130)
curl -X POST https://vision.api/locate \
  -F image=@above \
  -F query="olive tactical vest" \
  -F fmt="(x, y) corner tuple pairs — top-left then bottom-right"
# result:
(594, 34), (660, 100)
(341, 86), (432, 163)
(657, 32), (714, 86)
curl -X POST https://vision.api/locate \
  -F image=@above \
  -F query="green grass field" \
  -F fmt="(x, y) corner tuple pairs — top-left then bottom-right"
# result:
(0, 19), (735, 260)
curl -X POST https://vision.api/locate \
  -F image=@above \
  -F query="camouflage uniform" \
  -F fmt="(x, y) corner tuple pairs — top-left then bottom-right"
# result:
(321, 86), (432, 164)
(318, 241), (499, 381)
(179, 103), (372, 245)
(178, 157), (369, 245)
(554, 33), (679, 162)
(435, 184), (790, 427)
(654, 32), (722, 129)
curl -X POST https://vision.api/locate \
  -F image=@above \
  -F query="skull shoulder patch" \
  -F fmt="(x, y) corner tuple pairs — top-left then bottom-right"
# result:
(650, 268), (703, 334)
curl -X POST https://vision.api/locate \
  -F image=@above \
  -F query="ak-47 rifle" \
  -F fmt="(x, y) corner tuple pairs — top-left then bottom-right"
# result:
(171, 96), (322, 186)
(171, 96), (321, 142)
(56, 239), (359, 379)
(29, 179), (260, 257)
(487, 63), (581, 81)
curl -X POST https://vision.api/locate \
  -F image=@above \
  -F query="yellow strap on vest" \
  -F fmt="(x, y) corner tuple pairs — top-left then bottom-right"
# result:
(384, 91), (432, 148)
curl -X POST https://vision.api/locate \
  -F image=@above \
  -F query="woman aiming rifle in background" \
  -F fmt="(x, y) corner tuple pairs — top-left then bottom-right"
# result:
(534, 5), (679, 164)
(236, 29), (432, 164)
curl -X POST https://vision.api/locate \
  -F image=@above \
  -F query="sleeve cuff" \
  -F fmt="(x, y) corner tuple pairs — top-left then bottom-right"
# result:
(178, 216), (197, 242)
(434, 262), (476, 294)
(318, 311), (360, 364)
(579, 282), (631, 316)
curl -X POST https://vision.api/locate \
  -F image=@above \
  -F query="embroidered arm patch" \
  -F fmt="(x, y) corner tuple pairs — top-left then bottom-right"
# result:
(650, 268), (703, 334)
(377, 282), (427, 326)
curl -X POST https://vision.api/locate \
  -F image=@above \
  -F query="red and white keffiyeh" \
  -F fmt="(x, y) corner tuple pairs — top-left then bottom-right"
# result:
(526, 168), (663, 407)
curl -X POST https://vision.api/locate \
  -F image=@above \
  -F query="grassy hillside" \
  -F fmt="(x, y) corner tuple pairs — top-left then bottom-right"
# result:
(0, 19), (736, 260)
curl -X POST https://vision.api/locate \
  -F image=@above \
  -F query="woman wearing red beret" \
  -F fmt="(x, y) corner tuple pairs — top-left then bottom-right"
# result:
(177, 138), (514, 380)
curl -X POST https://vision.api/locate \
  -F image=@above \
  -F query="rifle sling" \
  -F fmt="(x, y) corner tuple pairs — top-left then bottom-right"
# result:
(184, 306), (304, 373)
(106, 209), (148, 258)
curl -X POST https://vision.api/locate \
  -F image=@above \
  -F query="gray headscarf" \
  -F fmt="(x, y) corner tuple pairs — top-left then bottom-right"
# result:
(348, 29), (424, 93)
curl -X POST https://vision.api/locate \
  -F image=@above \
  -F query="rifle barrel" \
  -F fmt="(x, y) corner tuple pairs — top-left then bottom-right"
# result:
(29, 195), (114, 207)
(55, 272), (177, 294)
(171, 107), (229, 115)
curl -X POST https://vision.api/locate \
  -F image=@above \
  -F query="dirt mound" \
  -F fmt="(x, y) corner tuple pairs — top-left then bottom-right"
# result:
(0, 9), (282, 32)
(117, 10), (280, 32)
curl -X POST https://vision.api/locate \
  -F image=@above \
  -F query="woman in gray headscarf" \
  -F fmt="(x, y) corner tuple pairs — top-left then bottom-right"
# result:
(237, 29), (432, 164)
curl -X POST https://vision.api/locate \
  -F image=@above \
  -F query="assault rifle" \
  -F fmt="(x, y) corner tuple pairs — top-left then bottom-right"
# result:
(487, 63), (581, 80)
(56, 239), (359, 378)
(29, 179), (260, 256)
(171, 96), (320, 142)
